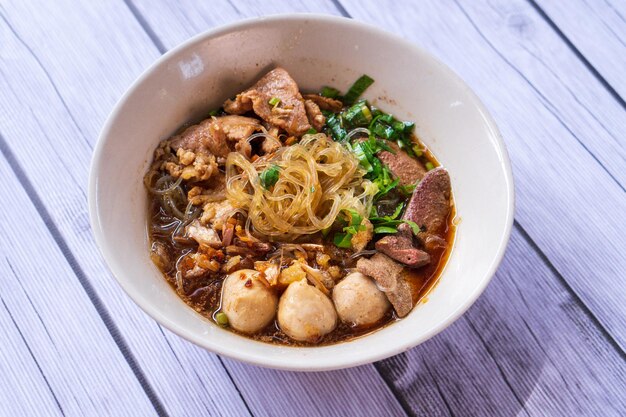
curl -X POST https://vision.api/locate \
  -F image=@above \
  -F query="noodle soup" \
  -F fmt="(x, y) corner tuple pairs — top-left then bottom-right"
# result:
(145, 68), (455, 345)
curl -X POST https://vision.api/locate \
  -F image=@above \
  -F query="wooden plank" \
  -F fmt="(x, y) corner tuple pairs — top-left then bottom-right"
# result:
(377, 226), (626, 416)
(123, 2), (411, 416)
(0, 2), (252, 416)
(339, 0), (626, 348)
(536, 0), (626, 101)
(126, 0), (342, 53)
(0, 153), (159, 416)
(0, 295), (65, 417)
(0, 1), (405, 416)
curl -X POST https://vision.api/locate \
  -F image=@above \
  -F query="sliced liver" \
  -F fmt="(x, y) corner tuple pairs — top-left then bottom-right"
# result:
(375, 223), (430, 268)
(356, 253), (413, 317)
(403, 167), (451, 237)
(377, 142), (427, 186)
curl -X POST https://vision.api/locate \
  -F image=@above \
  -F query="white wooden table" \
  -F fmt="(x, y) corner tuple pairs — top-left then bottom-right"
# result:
(1, 1), (624, 416)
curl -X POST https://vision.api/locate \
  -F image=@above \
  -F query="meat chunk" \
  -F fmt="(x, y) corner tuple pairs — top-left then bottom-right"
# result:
(375, 223), (430, 268)
(403, 167), (451, 237)
(169, 115), (261, 158)
(303, 94), (344, 112)
(200, 199), (235, 230)
(223, 68), (311, 136)
(377, 142), (427, 186)
(164, 148), (218, 181)
(185, 220), (222, 248)
(356, 253), (413, 317)
(304, 99), (325, 131)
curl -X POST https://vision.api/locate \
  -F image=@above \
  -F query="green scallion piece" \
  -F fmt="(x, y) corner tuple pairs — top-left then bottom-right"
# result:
(321, 86), (341, 99)
(343, 100), (373, 127)
(425, 162), (435, 171)
(343, 74), (375, 105)
(333, 233), (353, 248)
(403, 220), (421, 235)
(268, 96), (281, 106)
(260, 164), (281, 189)
(306, 128), (317, 135)
(215, 312), (229, 326)
(326, 113), (347, 141)
(374, 226), (398, 234)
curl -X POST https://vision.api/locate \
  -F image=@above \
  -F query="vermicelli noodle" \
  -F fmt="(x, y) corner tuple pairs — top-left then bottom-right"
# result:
(225, 134), (377, 240)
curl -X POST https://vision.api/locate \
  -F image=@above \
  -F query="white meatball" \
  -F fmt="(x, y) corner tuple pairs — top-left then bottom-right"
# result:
(221, 269), (277, 334)
(278, 279), (337, 343)
(332, 272), (390, 327)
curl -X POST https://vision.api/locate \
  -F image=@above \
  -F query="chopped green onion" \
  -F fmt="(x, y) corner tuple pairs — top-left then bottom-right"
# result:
(371, 122), (396, 139)
(326, 113), (347, 141)
(321, 86), (341, 99)
(379, 114), (394, 124)
(215, 312), (229, 326)
(402, 121), (415, 132)
(412, 145), (423, 156)
(390, 203), (405, 220)
(346, 209), (363, 227)
(343, 100), (373, 127)
(333, 233), (353, 248)
(352, 142), (373, 172)
(398, 183), (417, 195)
(425, 162), (435, 171)
(268, 97), (281, 106)
(404, 220), (421, 235)
(343, 75), (374, 105)
(310, 186), (316, 193)
(260, 164), (281, 189)
(374, 226), (398, 234)
(208, 109), (220, 116)
(306, 128), (317, 135)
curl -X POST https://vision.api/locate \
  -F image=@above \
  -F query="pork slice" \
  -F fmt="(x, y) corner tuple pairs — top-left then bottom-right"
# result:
(169, 115), (260, 158)
(356, 253), (413, 317)
(304, 99), (326, 131)
(223, 68), (311, 136)
(375, 223), (430, 268)
(302, 94), (344, 112)
(214, 115), (261, 143)
(377, 142), (427, 186)
(403, 167), (451, 237)
(186, 220), (222, 248)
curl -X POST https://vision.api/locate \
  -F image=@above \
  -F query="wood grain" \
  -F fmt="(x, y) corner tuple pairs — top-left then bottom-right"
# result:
(0, 152), (159, 416)
(536, 0), (626, 101)
(338, 0), (626, 349)
(0, 0), (624, 415)
(378, 226), (626, 417)
(0, 1), (406, 416)
(0, 2), (251, 416)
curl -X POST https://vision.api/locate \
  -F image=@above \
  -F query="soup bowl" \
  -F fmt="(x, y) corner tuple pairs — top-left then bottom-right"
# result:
(89, 14), (514, 371)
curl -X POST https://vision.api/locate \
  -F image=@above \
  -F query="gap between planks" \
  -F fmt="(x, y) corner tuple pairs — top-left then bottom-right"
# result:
(0, 133), (169, 417)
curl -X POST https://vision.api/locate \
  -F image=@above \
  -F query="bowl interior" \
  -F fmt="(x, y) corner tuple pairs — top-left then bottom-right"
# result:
(90, 15), (513, 370)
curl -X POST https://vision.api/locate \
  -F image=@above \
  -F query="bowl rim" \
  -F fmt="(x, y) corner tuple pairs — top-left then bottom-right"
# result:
(88, 13), (515, 371)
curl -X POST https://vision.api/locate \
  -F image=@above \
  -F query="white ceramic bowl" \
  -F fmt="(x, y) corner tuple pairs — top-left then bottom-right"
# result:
(89, 14), (514, 371)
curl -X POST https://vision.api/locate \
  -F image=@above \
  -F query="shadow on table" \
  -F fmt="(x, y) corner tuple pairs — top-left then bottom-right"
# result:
(220, 231), (568, 417)
(375, 231), (564, 417)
